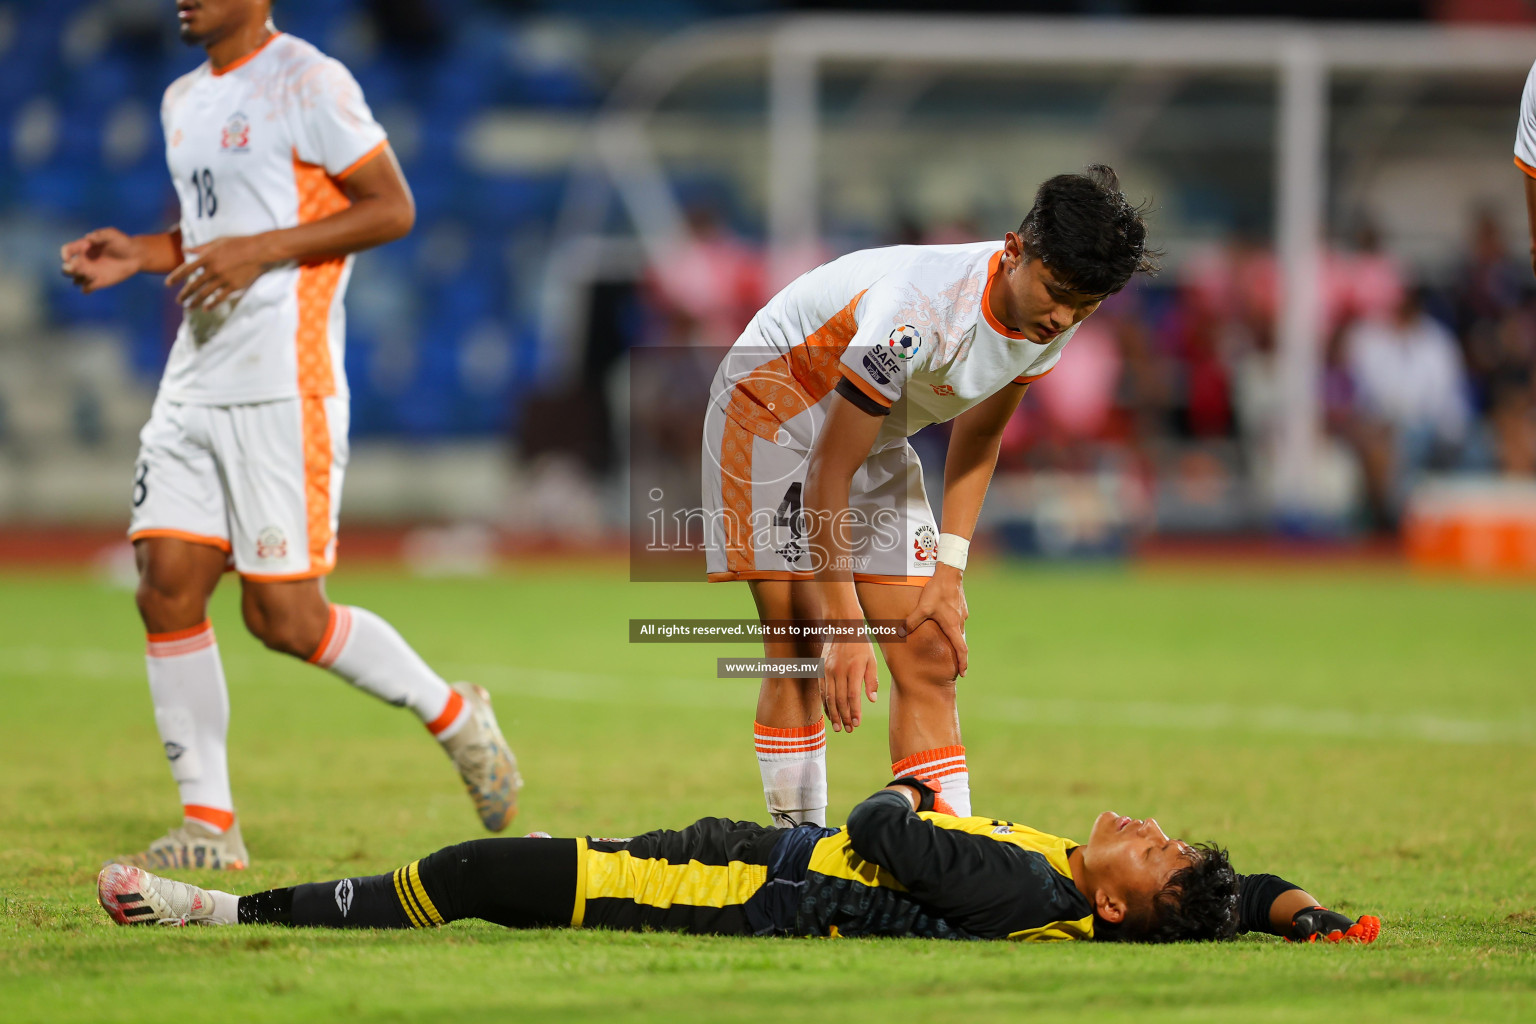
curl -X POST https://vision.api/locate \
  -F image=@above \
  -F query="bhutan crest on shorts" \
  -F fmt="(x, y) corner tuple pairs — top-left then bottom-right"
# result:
(913, 524), (938, 564)
(256, 525), (288, 561)
(887, 324), (922, 360)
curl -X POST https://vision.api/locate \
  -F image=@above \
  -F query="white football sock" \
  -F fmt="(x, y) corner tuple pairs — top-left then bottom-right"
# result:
(892, 745), (970, 817)
(145, 621), (235, 833)
(309, 605), (469, 739)
(754, 719), (828, 827)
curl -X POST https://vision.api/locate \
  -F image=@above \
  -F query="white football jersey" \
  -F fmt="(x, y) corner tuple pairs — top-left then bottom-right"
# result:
(1517, 57), (1536, 178)
(157, 33), (388, 405)
(712, 241), (1076, 453)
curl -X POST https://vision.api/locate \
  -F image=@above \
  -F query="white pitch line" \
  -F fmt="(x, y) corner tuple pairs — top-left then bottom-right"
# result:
(7, 648), (1533, 747)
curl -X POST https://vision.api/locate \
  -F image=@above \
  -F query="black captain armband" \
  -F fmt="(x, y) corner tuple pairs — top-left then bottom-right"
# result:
(835, 376), (892, 416)
(888, 776), (938, 813)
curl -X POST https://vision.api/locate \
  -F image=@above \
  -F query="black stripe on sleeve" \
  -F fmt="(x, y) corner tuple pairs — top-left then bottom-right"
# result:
(835, 377), (891, 416)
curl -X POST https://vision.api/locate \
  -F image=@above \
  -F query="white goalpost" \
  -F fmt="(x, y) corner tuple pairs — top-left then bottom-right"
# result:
(547, 15), (1536, 516)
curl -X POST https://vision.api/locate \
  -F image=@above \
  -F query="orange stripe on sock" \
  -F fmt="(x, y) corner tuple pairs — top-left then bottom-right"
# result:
(147, 621), (213, 644)
(755, 738), (827, 754)
(892, 744), (966, 778)
(753, 718), (826, 739)
(183, 805), (235, 832)
(426, 689), (465, 736)
(146, 621), (216, 658)
(307, 606), (352, 667)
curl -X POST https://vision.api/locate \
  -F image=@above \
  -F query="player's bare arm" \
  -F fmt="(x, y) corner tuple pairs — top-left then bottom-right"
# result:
(805, 391), (885, 733)
(1524, 174), (1536, 278)
(167, 147), (414, 310)
(903, 381), (1032, 678)
(60, 227), (183, 293)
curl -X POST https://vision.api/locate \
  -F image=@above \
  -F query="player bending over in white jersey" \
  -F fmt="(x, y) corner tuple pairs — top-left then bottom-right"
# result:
(60, 0), (520, 870)
(705, 166), (1155, 825)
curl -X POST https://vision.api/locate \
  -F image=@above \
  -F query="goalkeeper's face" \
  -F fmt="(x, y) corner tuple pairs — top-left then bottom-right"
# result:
(1079, 811), (1194, 924)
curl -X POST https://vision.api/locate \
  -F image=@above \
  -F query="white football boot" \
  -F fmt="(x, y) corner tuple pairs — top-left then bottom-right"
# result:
(114, 819), (249, 871)
(97, 863), (235, 926)
(440, 682), (523, 831)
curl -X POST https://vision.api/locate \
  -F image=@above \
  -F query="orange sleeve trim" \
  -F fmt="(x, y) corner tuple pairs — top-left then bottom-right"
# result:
(129, 529), (232, 554)
(239, 561), (335, 584)
(335, 139), (389, 181)
(1516, 155), (1536, 180)
(1015, 364), (1057, 385)
(146, 620), (213, 644)
(210, 32), (282, 76)
(837, 364), (895, 408)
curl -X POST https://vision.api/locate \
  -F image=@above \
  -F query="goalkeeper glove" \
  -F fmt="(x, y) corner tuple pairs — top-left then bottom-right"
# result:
(889, 776), (957, 816)
(1286, 906), (1381, 944)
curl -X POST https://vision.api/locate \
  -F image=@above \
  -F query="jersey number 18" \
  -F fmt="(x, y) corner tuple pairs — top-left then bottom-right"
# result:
(190, 168), (217, 218)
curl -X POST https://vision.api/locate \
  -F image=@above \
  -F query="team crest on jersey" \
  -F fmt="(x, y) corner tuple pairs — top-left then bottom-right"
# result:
(887, 324), (922, 360)
(913, 524), (938, 564)
(220, 111), (251, 151)
(256, 526), (287, 561)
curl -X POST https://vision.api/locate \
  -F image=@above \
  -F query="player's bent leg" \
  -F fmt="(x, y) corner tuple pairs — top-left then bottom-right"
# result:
(748, 580), (828, 827)
(122, 538), (248, 866)
(856, 581), (971, 816)
(241, 578), (523, 831)
(100, 837), (578, 930)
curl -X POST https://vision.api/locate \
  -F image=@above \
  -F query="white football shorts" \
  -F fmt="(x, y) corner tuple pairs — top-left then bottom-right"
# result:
(128, 395), (349, 581)
(702, 400), (939, 585)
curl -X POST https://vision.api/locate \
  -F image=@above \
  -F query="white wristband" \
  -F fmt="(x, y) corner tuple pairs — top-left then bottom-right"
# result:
(936, 533), (970, 572)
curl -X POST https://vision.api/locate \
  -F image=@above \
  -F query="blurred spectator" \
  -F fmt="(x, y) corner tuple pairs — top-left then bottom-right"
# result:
(1344, 287), (1472, 530)
(644, 203), (764, 349)
(1324, 220), (1405, 337)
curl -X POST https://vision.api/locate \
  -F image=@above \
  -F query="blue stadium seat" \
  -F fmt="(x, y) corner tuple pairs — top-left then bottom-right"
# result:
(108, 166), (178, 235)
(20, 163), (93, 219)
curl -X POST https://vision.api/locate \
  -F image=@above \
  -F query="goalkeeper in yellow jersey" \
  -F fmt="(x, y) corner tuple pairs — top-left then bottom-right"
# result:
(99, 779), (1378, 945)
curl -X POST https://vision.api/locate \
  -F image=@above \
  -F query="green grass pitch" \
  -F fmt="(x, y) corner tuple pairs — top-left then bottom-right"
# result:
(3, 562), (1534, 1022)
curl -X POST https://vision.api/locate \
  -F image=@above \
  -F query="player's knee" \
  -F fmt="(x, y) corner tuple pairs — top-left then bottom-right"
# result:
(241, 601), (325, 658)
(901, 622), (961, 685)
(134, 573), (204, 631)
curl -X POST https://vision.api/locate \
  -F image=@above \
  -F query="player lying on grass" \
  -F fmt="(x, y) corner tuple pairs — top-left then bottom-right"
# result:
(705, 165), (1155, 827)
(100, 778), (1378, 945)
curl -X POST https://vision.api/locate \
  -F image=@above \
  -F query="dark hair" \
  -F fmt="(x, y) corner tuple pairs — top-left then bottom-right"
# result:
(1017, 164), (1160, 296)
(1094, 842), (1239, 944)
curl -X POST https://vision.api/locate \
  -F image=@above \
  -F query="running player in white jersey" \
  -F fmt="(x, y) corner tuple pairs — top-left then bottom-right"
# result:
(1515, 56), (1536, 278)
(705, 167), (1156, 827)
(60, 0), (520, 869)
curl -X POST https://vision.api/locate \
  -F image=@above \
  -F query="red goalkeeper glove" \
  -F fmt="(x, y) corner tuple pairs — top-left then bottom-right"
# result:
(1286, 906), (1381, 944)
(889, 776), (957, 816)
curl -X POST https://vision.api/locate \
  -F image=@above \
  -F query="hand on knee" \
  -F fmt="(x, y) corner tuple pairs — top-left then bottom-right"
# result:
(905, 623), (961, 685)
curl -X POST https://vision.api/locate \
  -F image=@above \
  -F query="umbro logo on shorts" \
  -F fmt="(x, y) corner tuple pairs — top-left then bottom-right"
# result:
(335, 878), (354, 917)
